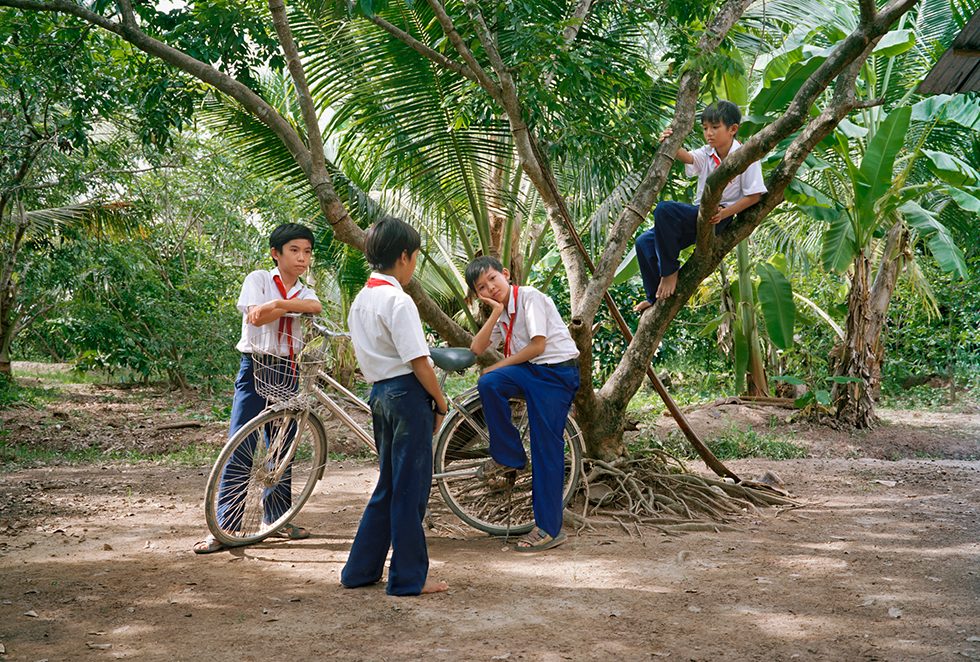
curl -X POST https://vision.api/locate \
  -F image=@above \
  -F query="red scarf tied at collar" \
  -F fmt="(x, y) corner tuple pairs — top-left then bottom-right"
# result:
(273, 274), (300, 359)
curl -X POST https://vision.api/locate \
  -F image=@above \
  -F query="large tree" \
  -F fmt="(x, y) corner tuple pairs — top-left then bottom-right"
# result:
(0, 8), (194, 373)
(0, 0), (919, 462)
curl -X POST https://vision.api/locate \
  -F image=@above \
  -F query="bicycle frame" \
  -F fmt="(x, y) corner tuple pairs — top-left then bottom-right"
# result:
(306, 366), (494, 483)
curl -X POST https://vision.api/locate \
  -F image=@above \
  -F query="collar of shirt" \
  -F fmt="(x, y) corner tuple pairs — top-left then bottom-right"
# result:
(707, 139), (741, 165)
(368, 272), (403, 290)
(270, 267), (306, 298)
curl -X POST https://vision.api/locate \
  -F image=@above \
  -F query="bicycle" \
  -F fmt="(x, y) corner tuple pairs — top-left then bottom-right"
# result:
(203, 316), (585, 547)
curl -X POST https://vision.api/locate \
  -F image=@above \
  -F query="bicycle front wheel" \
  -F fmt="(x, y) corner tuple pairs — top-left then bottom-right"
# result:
(433, 392), (583, 536)
(204, 408), (327, 547)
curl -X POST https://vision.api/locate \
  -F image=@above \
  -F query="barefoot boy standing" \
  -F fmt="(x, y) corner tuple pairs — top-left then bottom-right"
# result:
(342, 217), (449, 596)
(467, 256), (580, 552)
(634, 100), (767, 312)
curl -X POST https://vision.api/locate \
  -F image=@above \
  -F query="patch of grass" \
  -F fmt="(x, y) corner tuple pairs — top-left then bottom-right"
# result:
(634, 425), (808, 461)
(0, 377), (60, 408)
(11, 363), (115, 384)
(879, 384), (979, 412)
(707, 426), (809, 460)
(0, 441), (221, 470)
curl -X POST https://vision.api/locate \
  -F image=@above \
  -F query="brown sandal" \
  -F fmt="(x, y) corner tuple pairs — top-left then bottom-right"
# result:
(271, 523), (310, 540)
(476, 458), (519, 489)
(514, 527), (567, 553)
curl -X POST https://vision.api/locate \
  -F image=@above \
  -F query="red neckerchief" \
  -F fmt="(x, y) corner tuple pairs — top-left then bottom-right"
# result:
(710, 151), (721, 168)
(500, 285), (520, 358)
(273, 274), (300, 360)
(366, 277), (394, 288)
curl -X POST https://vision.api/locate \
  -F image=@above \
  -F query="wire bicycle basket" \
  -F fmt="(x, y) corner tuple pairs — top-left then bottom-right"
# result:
(246, 318), (328, 405)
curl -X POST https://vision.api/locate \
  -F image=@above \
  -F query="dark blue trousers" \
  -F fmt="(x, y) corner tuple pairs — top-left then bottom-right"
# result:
(216, 354), (293, 531)
(477, 363), (580, 538)
(635, 201), (731, 304)
(341, 373), (435, 596)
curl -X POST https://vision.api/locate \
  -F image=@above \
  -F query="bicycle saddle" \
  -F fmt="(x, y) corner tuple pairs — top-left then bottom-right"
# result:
(429, 347), (477, 372)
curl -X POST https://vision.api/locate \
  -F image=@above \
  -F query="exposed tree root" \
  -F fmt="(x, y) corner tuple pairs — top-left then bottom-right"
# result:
(568, 451), (799, 536)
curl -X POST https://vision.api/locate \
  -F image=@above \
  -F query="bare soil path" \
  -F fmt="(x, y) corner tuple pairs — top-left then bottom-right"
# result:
(1, 375), (978, 661)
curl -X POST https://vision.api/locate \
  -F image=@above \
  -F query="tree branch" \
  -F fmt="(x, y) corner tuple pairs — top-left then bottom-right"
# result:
(424, 0), (503, 103)
(541, 0), (595, 88)
(0, 0), (316, 183)
(266, 0), (362, 246)
(602, 28), (899, 410)
(858, 0), (877, 24)
(576, 0), (755, 322)
(693, 0), (917, 257)
(367, 13), (480, 84)
(115, 0), (136, 28)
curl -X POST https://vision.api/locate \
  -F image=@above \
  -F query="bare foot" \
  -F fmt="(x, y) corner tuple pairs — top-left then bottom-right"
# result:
(633, 300), (654, 313)
(655, 271), (678, 298)
(421, 579), (449, 594)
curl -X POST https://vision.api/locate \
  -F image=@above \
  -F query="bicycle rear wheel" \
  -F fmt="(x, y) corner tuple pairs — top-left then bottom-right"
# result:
(433, 391), (583, 536)
(205, 408), (327, 547)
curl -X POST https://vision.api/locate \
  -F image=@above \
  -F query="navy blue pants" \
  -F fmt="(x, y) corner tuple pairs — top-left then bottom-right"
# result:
(477, 363), (580, 538)
(342, 373), (435, 596)
(635, 201), (731, 304)
(216, 354), (293, 531)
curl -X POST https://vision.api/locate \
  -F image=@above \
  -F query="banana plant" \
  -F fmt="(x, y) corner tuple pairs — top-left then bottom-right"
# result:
(790, 90), (976, 427)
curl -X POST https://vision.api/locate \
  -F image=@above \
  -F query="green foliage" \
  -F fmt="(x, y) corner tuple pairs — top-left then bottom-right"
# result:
(0, 439), (220, 470)
(705, 425), (808, 460)
(756, 262), (795, 350)
(0, 372), (58, 408)
(638, 424), (808, 461)
(31, 230), (241, 390)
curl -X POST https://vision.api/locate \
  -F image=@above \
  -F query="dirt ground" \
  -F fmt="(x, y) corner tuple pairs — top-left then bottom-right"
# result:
(1, 370), (979, 661)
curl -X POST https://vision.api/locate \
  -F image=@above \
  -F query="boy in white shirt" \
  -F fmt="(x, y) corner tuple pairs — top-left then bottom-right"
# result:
(342, 217), (449, 596)
(634, 100), (768, 312)
(468, 256), (581, 552)
(194, 223), (322, 554)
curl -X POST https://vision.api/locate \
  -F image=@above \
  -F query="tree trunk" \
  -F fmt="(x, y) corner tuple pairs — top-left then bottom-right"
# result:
(0, 309), (14, 376)
(867, 221), (909, 401)
(735, 240), (770, 396)
(832, 222), (908, 426)
(575, 393), (628, 461)
(832, 253), (878, 427)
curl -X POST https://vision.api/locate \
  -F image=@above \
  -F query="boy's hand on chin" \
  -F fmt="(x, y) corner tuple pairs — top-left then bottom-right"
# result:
(478, 296), (504, 315)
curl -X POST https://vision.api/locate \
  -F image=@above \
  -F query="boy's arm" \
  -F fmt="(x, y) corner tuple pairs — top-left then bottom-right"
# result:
(410, 356), (448, 432)
(709, 193), (762, 224)
(483, 336), (546, 373)
(470, 298), (505, 355)
(247, 298), (322, 327)
(660, 128), (695, 165)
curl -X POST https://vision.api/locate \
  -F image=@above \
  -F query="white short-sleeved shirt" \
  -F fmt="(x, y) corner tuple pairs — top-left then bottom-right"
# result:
(347, 273), (430, 383)
(236, 267), (320, 355)
(488, 286), (579, 365)
(684, 139), (767, 208)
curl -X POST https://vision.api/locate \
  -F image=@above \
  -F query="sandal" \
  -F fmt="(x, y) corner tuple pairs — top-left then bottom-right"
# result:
(476, 458), (519, 489)
(514, 527), (567, 553)
(271, 523), (310, 540)
(193, 536), (226, 555)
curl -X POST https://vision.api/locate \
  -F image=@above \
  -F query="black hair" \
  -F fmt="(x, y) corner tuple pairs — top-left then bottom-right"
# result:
(269, 222), (316, 252)
(465, 255), (505, 291)
(364, 217), (421, 270)
(700, 100), (741, 127)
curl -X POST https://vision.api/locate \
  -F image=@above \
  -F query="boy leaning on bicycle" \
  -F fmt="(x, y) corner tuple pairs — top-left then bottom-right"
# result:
(194, 223), (322, 555)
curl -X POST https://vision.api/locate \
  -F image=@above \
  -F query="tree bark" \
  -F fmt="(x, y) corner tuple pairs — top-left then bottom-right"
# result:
(832, 252), (878, 427)
(833, 220), (908, 421)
